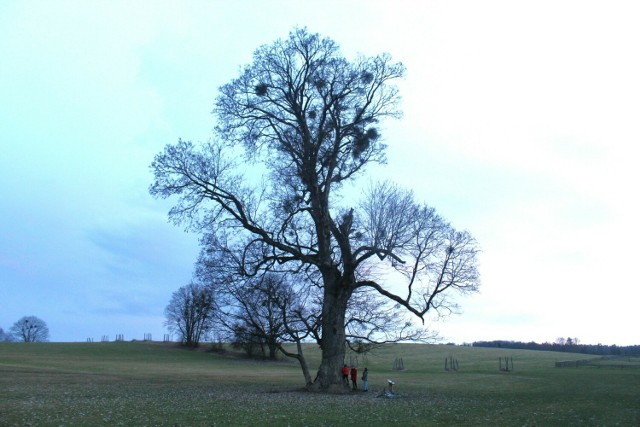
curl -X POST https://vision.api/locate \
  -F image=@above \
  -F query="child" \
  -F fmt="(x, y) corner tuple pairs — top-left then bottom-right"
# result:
(362, 367), (369, 391)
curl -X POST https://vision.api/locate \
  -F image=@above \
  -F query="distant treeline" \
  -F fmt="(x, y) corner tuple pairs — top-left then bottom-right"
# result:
(472, 340), (640, 357)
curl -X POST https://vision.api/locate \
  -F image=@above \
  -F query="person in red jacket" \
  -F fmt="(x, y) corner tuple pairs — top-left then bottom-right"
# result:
(341, 364), (349, 385)
(350, 366), (358, 390)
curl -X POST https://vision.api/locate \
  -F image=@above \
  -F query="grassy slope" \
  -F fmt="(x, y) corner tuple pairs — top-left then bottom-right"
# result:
(0, 342), (638, 426)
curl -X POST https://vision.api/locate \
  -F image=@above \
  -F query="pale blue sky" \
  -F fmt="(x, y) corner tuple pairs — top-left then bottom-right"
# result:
(1, 1), (639, 345)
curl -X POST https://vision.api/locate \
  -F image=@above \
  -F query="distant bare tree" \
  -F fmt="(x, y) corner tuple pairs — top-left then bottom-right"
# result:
(227, 275), (290, 360)
(565, 337), (579, 346)
(164, 283), (216, 347)
(0, 327), (15, 342)
(10, 316), (49, 342)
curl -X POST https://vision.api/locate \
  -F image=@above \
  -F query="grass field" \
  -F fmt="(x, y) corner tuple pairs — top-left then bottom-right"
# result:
(1, 342), (638, 426)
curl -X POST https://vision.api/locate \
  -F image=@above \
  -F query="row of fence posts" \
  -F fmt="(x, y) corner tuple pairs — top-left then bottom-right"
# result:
(445, 356), (459, 371)
(80, 340), (516, 373)
(386, 355), (514, 372)
(499, 356), (514, 372)
(392, 357), (405, 370)
(85, 333), (161, 342)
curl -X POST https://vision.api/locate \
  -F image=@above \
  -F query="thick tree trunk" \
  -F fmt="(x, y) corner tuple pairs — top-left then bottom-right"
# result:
(314, 286), (351, 390)
(268, 341), (278, 360)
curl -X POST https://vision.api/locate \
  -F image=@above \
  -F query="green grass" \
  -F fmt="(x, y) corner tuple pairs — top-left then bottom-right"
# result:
(1, 342), (638, 426)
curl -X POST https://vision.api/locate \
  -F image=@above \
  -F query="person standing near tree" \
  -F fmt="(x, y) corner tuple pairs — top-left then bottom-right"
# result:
(342, 364), (350, 386)
(350, 366), (358, 390)
(362, 367), (369, 391)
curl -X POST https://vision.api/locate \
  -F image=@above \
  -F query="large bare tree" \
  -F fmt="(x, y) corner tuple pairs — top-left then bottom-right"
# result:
(150, 28), (480, 390)
(164, 283), (216, 347)
(10, 316), (49, 342)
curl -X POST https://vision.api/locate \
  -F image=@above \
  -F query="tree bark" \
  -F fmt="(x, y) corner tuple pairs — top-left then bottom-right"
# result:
(314, 284), (351, 390)
(268, 342), (278, 360)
